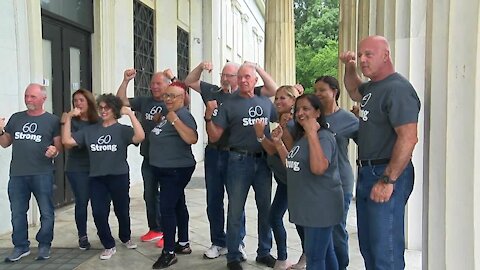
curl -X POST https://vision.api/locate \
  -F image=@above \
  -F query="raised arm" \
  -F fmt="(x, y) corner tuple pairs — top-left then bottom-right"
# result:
(254, 120), (276, 155)
(271, 126), (288, 165)
(339, 51), (363, 102)
(165, 111), (198, 145)
(204, 100), (224, 142)
(62, 109), (80, 148)
(121, 106), (145, 144)
(0, 117), (12, 148)
(184, 61), (213, 93)
(304, 119), (329, 175)
(245, 61), (277, 97)
(116, 68), (136, 106)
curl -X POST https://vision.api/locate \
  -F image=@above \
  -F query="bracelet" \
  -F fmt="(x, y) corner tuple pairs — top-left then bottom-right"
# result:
(171, 117), (179, 126)
(60, 122), (65, 125)
(256, 134), (266, 142)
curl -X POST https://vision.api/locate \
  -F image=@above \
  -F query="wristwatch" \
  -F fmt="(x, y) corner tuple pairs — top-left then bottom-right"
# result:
(380, 175), (396, 184)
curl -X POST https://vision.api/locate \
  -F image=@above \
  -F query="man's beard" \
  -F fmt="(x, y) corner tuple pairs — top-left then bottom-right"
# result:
(26, 104), (36, 110)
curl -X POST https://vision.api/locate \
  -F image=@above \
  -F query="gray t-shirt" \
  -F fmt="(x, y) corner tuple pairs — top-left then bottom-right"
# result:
(149, 107), (197, 168)
(358, 73), (421, 159)
(72, 122), (134, 177)
(266, 120), (295, 184)
(65, 118), (94, 172)
(325, 109), (358, 194)
(286, 129), (343, 227)
(213, 93), (277, 153)
(5, 111), (60, 176)
(200, 81), (262, 149)
(129, 96), (167, 157)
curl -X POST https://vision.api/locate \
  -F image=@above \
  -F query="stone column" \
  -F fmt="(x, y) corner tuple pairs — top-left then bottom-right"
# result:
(264, 0), (295, 86)
(425, 0), (480, 268)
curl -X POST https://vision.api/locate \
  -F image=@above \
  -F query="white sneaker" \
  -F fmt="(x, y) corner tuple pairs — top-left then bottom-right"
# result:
(122, 239), (137, 249)
(239, 245), (247, 261)
(203, 244), (228, 259)
(100, 247), (116, 260)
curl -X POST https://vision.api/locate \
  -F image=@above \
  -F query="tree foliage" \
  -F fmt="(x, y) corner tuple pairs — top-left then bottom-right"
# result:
(294, 0), (339, 92)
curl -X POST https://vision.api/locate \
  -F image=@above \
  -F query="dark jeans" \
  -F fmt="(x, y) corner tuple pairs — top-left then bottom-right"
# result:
(8, 174), (55, 250)
(356, 161), (414, 270)
(226, 152), (272, 262)
(204, 146), (246, 248)
(304, 226), (338, 270)
(153, 165), (195, 252)
(142, 158), (162, 232)
(269, 180), (288, 260)
(66, 171), (91, 238)
(333, 192), (353, 270)
(90, 174), (131, 249)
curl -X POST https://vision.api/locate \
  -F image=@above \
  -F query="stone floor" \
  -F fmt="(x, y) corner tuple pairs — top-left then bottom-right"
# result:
(0, 162), (422, 269)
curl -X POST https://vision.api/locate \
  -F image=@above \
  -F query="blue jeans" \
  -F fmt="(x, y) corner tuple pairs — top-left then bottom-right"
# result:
(269, 180), (288, 260)
(226, 152), (272, 262)
(204, 146), (246, 247)
(153, 166), (195, 252)
(90, 174), (131, 249)
(356, 161), (414, 270)
(66, 171), (90, 238)
(304, 226), (338, 270)
(8, 174), (55, 250)
(142, 158), (162, 232)
(333, 192), (353, 270)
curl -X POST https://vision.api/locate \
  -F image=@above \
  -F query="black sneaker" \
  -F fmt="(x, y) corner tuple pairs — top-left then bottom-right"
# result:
(256, 254), (276, 268)
(174, 242), (192, 254)
(227, 261), (243, 270)
(152, 251), (177, 269)
(79, 236), (91, 250)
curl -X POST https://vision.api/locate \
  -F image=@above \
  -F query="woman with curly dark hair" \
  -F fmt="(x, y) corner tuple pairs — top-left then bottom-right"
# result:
(62, 93), (145, 260)
(61, 89), (99, 250)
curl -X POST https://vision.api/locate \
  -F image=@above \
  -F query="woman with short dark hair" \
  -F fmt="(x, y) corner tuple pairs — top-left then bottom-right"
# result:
(150, 82), (198, 269)
(62, 93), (145, 260)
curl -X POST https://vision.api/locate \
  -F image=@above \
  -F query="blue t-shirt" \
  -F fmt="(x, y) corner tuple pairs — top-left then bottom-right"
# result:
(5, 111), (60, 176)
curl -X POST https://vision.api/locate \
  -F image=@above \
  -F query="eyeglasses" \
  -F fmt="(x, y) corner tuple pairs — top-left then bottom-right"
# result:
(219, 73), (237, 78)
(98, 105), (111, 111)
(162, 93), (183, 100)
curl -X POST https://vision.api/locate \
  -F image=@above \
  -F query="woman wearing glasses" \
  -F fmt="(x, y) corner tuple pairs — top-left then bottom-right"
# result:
(150, 82), (198, 269)
(62, 93), (145, 260)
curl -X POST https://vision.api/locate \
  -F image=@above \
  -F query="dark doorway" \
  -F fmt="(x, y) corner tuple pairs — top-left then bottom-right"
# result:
(42, 16), (92, 207)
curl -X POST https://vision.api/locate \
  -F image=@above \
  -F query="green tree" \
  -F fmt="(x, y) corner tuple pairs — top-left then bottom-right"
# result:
(294, 0), (339, 92)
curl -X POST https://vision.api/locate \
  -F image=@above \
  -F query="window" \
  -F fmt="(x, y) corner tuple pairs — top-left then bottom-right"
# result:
(177, 27), (190, 80)
(133, 0), (154, 97)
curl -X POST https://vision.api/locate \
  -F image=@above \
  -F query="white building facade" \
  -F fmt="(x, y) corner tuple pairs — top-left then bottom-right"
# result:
(0, 0), (266, 235)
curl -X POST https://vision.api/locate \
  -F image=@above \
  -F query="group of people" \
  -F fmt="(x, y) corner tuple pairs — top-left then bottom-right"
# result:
(0, 35), (420, 270)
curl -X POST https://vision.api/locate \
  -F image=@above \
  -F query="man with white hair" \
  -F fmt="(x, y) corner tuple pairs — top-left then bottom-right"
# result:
(0, 83), (62, 262)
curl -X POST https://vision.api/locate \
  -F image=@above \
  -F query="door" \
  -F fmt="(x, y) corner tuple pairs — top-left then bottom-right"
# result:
(42, 17), (92, 207)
